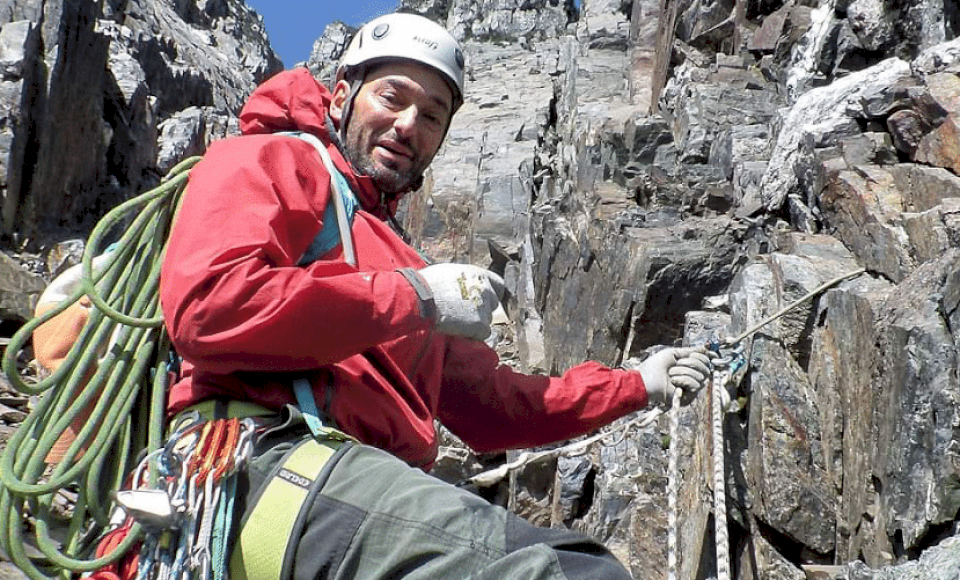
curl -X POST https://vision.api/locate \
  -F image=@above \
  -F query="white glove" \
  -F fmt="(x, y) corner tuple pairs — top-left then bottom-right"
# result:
(625, 347), (713, 407)
(417, 263), (505, 341)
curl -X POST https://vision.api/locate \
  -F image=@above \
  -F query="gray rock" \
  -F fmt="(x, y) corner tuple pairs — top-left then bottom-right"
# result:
(914, 115), (960, 175)
(839, 132), (899, 167)
(103, 21), (158, 195)
(888, 108), (935, 155)
(42, 239), (85, 276)
(755, 58), (912, 215)
(819, 164), (914, 282)
(847, 0), (895, 52)
(913, 36), (960, 76)
(305, 21), (354, 83)
(809, 272), (894, 566)
(449, 0), (572, 44)
(577, 0), (631, 49)
(836, 536), (960, 579)
(903, 208), (951, 265)
(0, 20), (40, 241)
(0, 0), (281, 247)
(0, 250), (44, 322)
(156, 106), (238, 174)
(711, 124), (775, 180)
(740, 533), (807, 580)
(109, 0), (281, 113)
(670, 83), (781, 166)
(874, 252), (960, 552)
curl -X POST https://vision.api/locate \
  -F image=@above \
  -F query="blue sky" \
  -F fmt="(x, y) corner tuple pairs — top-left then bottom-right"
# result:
(246, 1), (582, 68)
(246, 1), (401, 67)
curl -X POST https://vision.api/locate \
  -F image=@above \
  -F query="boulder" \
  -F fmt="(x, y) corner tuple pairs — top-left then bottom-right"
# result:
(0, 250), (44, 322)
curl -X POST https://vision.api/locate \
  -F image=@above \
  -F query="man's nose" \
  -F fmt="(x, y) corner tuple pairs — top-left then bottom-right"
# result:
(393, 106), (418, 137)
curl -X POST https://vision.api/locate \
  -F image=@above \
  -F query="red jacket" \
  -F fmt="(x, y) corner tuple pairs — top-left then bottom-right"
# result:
(160, 68), (648, 467)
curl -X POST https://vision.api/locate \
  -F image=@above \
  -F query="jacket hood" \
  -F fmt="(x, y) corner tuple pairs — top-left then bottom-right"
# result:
(239, 68), (396, 216)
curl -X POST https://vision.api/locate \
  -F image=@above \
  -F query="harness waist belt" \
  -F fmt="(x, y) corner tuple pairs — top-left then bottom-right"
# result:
(169, 400), (276, 435)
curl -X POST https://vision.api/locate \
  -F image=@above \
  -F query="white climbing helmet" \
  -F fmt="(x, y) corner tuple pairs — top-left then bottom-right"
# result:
(336, 13), (465, 112)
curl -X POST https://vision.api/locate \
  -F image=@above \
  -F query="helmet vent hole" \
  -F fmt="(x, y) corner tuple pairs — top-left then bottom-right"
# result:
(373, 24), (390, 39)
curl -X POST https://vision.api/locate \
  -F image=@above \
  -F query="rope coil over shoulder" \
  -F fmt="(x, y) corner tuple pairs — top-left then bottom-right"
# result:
(0, 156), (201, 580)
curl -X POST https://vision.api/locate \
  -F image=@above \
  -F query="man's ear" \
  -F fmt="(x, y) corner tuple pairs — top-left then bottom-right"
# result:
(329, 79), (351, 124)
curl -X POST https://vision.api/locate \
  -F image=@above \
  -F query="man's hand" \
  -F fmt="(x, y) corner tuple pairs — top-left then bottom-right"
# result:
(624, 347), (713, 407)
(417, 263), (505, 341)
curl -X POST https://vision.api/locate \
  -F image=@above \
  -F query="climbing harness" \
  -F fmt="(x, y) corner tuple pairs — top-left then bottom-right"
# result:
(0, 156), (200, 580)
(664, 266), (865, 580)
(229, 433), (349, 580)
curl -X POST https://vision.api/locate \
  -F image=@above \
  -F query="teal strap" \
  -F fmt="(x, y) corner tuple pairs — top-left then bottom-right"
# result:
(211, 475), (236, 580)
(292, 378), (327, 439)
(297, 170), (358, 266)
(276, 131), (359, 266)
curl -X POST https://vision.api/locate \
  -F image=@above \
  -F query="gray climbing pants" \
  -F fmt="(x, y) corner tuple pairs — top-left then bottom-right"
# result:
(234, 413), (634, 580)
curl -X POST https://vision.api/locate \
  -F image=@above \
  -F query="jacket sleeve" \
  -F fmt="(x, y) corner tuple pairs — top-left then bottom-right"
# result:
(434, 338), (649, 453)
(160, 135), (431, 374)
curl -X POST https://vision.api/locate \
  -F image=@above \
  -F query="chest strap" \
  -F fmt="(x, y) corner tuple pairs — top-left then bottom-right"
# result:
(281, 131), (359, 267)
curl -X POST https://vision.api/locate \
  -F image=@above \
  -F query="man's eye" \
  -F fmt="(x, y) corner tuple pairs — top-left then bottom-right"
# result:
(424, 112), (445, 126)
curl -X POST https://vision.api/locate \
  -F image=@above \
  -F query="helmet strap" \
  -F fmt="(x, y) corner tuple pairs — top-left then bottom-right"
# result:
(338, 73), (366, 145)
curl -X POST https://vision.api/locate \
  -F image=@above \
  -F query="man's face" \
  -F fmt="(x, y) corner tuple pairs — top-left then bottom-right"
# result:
(331, 62), (454, 195)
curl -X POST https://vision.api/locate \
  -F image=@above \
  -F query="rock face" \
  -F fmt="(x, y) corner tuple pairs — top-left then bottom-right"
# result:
(0, 0), (281, 252)
(364, 0), (960, 578)
(3, 0), (960, 579)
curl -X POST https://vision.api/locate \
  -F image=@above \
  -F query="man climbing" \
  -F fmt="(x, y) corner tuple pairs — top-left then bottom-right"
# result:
(159, 12), (712, 580)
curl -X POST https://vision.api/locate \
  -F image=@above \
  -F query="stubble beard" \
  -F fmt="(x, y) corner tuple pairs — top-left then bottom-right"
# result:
(342, 125), (427, 195)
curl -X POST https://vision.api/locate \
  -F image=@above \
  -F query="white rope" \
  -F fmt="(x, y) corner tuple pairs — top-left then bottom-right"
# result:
(668, 358), (735, 580)
(711, 370), (730, 580)
(663, 267), (864, 579)
(458, 410), (662, 488)
(666, 388), (681, 580)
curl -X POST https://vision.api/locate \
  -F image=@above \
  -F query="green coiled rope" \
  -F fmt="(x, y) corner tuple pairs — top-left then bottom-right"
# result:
(0, 156), (201, 580)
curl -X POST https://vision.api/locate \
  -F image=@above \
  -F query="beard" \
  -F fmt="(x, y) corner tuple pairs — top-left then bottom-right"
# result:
(341, 124), (431, 195)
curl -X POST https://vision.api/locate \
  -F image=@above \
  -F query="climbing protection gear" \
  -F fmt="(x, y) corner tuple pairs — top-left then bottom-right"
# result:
(625, 347), (713, 407)
(115, 414), (258, 580)
(336, 13), (466, 113)
(0, 155), (201, 580)
(416, 263), (505, 341)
